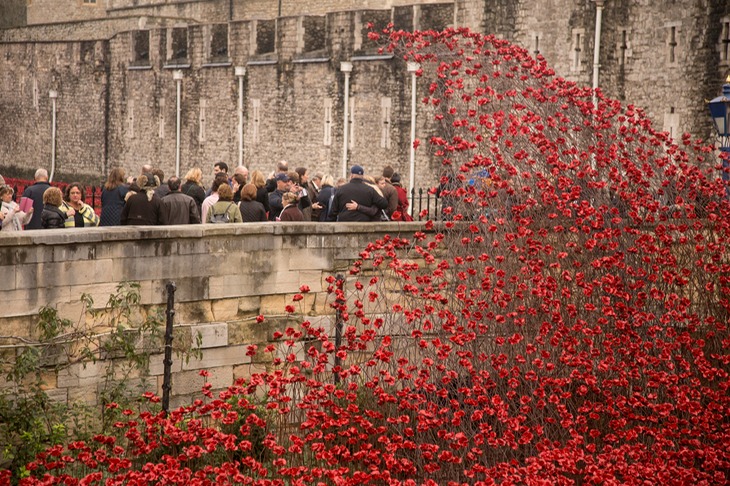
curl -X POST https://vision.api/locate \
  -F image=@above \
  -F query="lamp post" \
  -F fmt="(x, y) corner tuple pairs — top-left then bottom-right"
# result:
(407, 61), (420, 216)
(235, 66), (246, 168)
(49, 89), (58, 182)
(340, 61), (353, 180)
(173, 69), (183, 177)
(708, 75), (730, 196)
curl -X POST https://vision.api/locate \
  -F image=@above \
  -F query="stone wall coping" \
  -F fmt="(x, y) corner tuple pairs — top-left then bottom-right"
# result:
(0, 221), (427, 248)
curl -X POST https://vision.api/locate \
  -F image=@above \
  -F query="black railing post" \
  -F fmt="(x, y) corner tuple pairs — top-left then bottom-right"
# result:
(161, 281), (177, 414)
(333, 274), (345, 385)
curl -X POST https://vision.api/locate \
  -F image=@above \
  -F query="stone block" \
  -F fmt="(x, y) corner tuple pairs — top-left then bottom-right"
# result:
(209, 274), (251, 299)
(0, 315), (34, 340)
(192, 322), (228, 349)
(67, 384), (98, 407)
(211, 299), (240, 321)
(45, 387), (68, 405)
(171, 276), (210, 303)
(238, 296), (261, 314)
(169, 366), (233, 396)
(287, 249), (331, 270)
(228, 317), (284, 345)
(181, 345), (252, 370)
(298, 270), (323, 291)
(175, 301), (214, 325)
(258, 294), (288, 315)
(233, 362), (269, 382)
(148, 352), (183, 376)
(57, 361), (109, 388)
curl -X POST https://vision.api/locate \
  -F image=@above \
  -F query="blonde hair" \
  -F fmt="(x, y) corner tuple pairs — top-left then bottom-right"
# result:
(283, 191), (298, 205)
(250, 170), (266, 189)
(43, 187), (63, 206)
(321, 174), (334, 187)
(184, 167), (203, 186)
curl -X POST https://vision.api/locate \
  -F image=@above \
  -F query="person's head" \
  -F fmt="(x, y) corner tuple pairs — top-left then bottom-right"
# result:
(295, 167), (308, 184)
(0, 185), (13, 203)
(275, 172), (291, 191)
(211, 172), (229, 193)
(34, 168), (49, 182)
(276, 160), (288, 173)
(391, 173), (402, 186)
(376, 176), (387, 190)
(350, 165), (364, 180)
(311, 172), (323, 186)
(138, 173), (158, 188)
(234, 165), (249, 182)
(152, 168), (165, 185)
(287, 171), (300, 185)
(141, 164), (153, 174)
(250, 170), (266, 189)
(43, 187), (63, 207)
(336, 177), (347, 187)
(217, 183), (234, 201)
(232, 173), (247, 188)
(64, 183), (85, 204)
(168, 176), (181, 192)
(282, 191), (298, 206)
(214, 162), (229, 175)
(105, 168), (126, 190)
(382, 165), (395, 180)
(184, 167), (203, 185)
(241, 183), (257, 202)
(321, 174), (334, 187)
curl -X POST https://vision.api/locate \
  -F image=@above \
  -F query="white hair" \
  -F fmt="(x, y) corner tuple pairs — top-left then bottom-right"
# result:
(34, 168), (48, 181)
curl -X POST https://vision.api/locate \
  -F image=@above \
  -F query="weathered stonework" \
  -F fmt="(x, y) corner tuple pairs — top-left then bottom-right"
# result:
(1, 0), (729, 188)
(0, 222), (425, 407)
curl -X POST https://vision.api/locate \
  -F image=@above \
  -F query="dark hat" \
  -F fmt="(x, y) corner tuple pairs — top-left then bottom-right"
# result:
(275, 173), (290, 182)
(390, 173), (401, 183)
(350, 165), (364, 176)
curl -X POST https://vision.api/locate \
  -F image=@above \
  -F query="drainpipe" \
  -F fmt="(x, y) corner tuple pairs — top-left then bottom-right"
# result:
(340, 61), (353, 180)
(235, 66), (246, 168)
(173, 69), (183, 177)
(407, 62), (420, 216)
(49, 89), (58, 182)
(592, 0), (605, 109)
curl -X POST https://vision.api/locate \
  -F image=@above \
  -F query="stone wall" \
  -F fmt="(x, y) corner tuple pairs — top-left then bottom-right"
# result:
(2, 0), (730, 187)
(0, 221), (425, 408)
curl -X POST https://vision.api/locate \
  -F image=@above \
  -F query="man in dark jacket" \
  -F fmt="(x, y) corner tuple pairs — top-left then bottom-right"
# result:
(120, 174), (161, 225)
(22, 168), (52, 229)
(268, 172), (291, 221)
(160, 177), (200, 224)
(328, 165), (388, 222)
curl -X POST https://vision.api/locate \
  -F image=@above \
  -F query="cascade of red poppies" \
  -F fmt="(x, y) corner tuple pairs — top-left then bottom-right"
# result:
(16, 27), (729, 486)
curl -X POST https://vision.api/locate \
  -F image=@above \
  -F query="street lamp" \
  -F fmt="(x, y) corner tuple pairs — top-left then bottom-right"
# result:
(173, 69), (183, 177)
(708, 75), (730, 194)
(340, 61), (353, 180)
(235, 66), (246, 168)
(407, 61), (420, 216)
(49, 89), (58, 182)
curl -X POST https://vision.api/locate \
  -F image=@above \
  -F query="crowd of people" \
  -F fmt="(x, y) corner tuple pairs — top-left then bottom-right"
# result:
(0, 161), (413, 232)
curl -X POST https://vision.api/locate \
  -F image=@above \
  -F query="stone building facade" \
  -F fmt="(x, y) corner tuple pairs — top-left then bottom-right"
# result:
(0, 0), (729, 187)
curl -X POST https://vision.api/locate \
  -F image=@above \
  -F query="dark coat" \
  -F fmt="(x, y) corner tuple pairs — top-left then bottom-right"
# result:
(41, 205), (67, 229)
(328, 178), (388, 222)
(121, 191), (161, 225)
(268, 189), (286, 221)
(317, 185), (335, 222)
(160, 192), (200, 225)
(181, 181), (206, 215)
(22, 181), (52, 229)
(256, 186), (270, 216)
(238, 200), (267, 222)
(100, 184), (129, 226)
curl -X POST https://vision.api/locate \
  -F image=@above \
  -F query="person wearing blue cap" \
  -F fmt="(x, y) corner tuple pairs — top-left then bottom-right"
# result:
(327, 165), (388, 222)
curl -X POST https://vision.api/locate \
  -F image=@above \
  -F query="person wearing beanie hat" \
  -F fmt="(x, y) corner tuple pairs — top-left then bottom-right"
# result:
(327, 164), (388, 222)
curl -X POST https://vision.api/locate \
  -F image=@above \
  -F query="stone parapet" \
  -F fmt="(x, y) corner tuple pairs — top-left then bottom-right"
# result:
(0, 222), (425, 406)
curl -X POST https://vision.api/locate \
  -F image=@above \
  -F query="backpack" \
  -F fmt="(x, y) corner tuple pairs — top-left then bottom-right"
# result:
(210, 203), (233, 223)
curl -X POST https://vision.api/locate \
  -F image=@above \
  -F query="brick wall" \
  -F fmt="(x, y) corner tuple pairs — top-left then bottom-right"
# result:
(0, 221), (425, 409)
